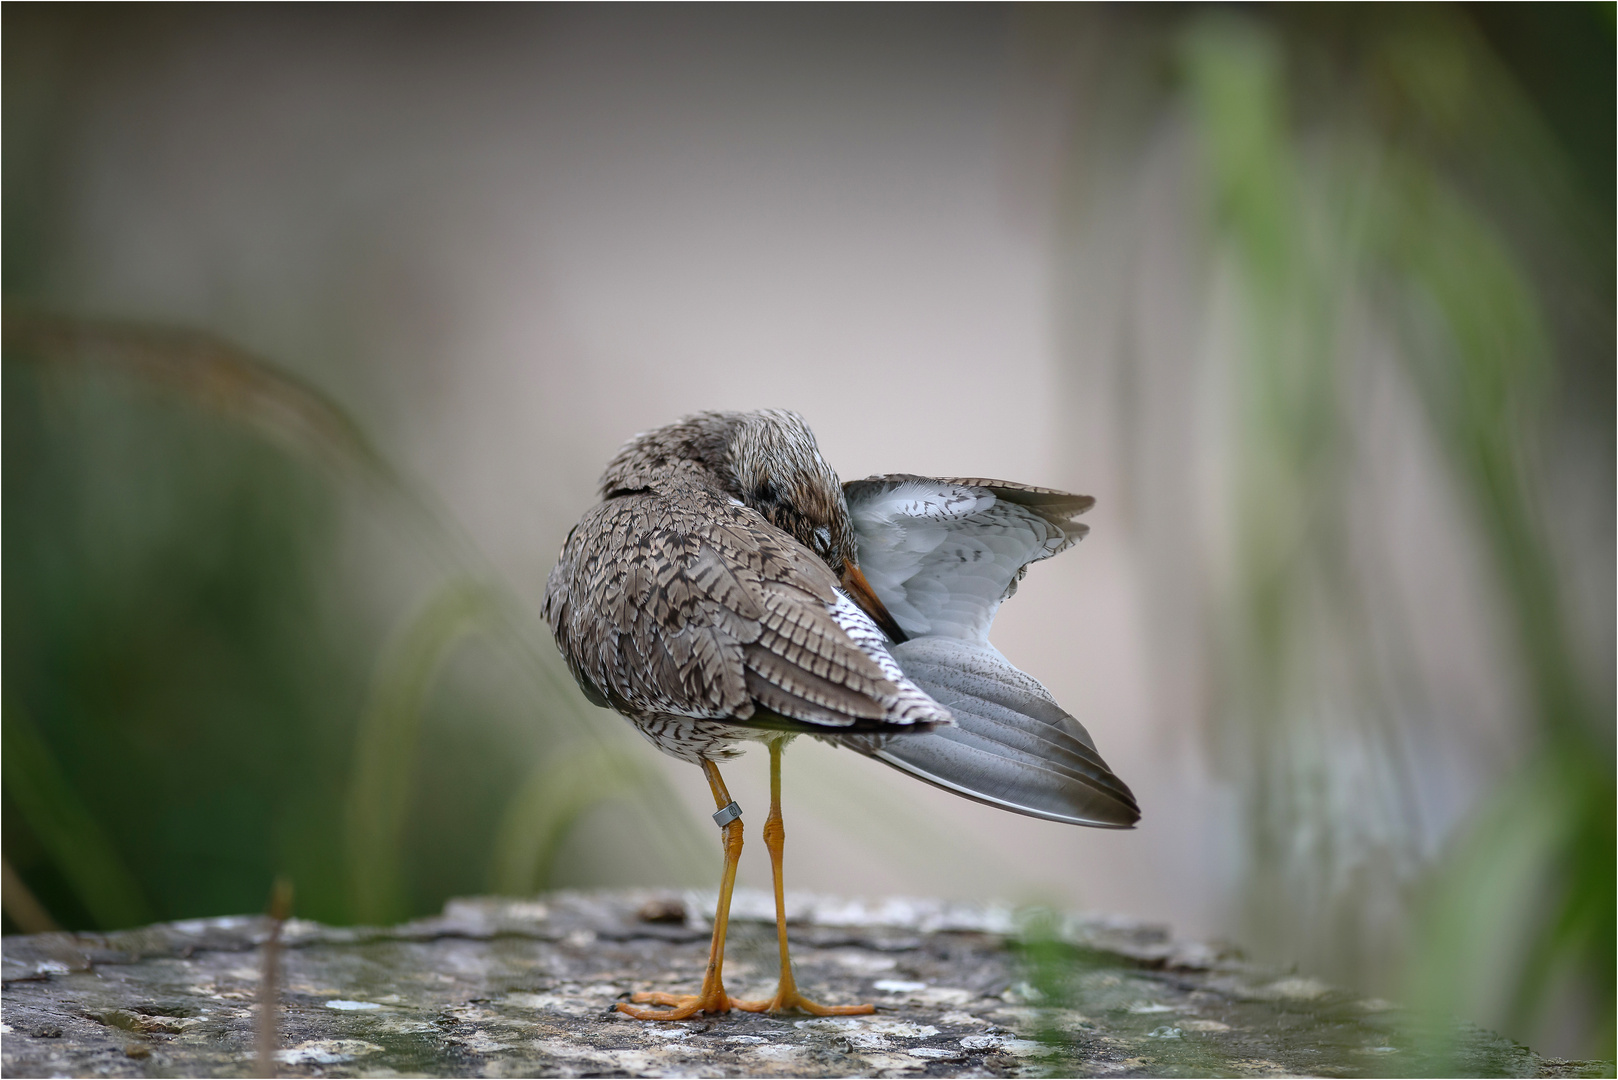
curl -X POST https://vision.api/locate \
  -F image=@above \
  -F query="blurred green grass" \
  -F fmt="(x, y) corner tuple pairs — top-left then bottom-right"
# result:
(1, 314), (702, 932)
(1040, 4), (1612, 1063)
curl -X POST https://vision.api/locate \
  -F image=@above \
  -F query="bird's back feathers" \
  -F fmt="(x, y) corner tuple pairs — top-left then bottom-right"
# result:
(543, 485), (950, 740)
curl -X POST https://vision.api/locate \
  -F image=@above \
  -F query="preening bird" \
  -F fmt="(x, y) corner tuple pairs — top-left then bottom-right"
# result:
(543, 409), (1137, 1019)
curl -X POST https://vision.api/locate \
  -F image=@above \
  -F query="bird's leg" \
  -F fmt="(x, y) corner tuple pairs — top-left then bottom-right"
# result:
(618, 758), (747, 1020)
(733, 738), (874, 1016)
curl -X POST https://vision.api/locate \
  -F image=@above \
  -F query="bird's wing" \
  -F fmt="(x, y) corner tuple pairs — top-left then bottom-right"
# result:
(842, 475), (1137, 827)
(842, 475), (1093, 643)
(848, 637), (1139, 827)
(543, 487), (949, 733)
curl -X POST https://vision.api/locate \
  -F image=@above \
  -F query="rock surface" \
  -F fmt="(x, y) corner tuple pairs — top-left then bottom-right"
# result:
(1, 890), (1605, 1078)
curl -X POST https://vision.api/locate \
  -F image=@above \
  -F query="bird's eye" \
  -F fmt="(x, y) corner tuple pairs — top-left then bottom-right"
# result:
(813, 527), (831, 552)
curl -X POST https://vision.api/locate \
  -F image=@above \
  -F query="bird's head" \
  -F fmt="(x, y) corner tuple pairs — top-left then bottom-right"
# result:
(599, 409), (906, 640)
(722, 409), (855, 570)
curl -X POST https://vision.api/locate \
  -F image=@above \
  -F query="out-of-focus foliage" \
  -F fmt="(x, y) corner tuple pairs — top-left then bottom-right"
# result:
(1037, 4), (1612, 1062)
(2, 703), (153, 930)
(1, 314), (701, 932)
(490, 742), (701, 900)
(346, 577), (501, 926)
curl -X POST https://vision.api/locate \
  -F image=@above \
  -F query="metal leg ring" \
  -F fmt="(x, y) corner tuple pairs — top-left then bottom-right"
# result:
(712, 801), (742, 827)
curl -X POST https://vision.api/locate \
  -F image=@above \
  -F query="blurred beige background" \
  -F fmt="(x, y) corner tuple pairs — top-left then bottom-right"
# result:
(13, 6), (1601, 1024)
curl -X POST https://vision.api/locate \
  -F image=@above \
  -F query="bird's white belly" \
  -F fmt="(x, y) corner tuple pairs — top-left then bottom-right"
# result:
(626, 713), (775, 764)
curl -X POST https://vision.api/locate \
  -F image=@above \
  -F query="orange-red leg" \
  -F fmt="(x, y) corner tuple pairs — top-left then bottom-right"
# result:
(733, 738), (873, 1016)
(617, 759), (748, 1020)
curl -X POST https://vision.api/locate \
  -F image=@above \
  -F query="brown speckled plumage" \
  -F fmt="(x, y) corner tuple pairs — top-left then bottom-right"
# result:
(543, 410), (948, 764)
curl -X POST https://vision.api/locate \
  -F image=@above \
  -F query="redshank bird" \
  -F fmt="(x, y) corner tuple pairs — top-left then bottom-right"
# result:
(543, 410), (1137, 1020)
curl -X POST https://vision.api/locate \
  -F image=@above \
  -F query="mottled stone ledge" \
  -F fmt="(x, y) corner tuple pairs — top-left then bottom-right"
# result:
(0, 890), (1604, 1078)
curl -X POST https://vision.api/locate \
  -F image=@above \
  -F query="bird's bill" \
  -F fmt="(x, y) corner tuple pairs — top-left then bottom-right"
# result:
(841, 561), (909, 643)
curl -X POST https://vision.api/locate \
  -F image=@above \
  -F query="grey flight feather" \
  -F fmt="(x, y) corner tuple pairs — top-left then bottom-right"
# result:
(842, 475), (1140, 828)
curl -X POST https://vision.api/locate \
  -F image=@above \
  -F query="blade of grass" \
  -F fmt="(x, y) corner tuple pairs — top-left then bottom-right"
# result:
(345, 577), (496, 926)
(256, 877), (294, 1077)
(1, 856), (61, 933)
(1, 702), (154, 929)
(489, 741), (701, 896)
(3, 308), (401, 492)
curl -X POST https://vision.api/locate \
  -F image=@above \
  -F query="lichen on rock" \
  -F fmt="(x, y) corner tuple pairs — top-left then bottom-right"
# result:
(1, 890), (1605, 1078)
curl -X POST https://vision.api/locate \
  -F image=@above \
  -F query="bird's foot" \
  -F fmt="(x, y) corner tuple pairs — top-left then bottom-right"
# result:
(616, 988), (741, 1020)
(732, 987), (874, 1016)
